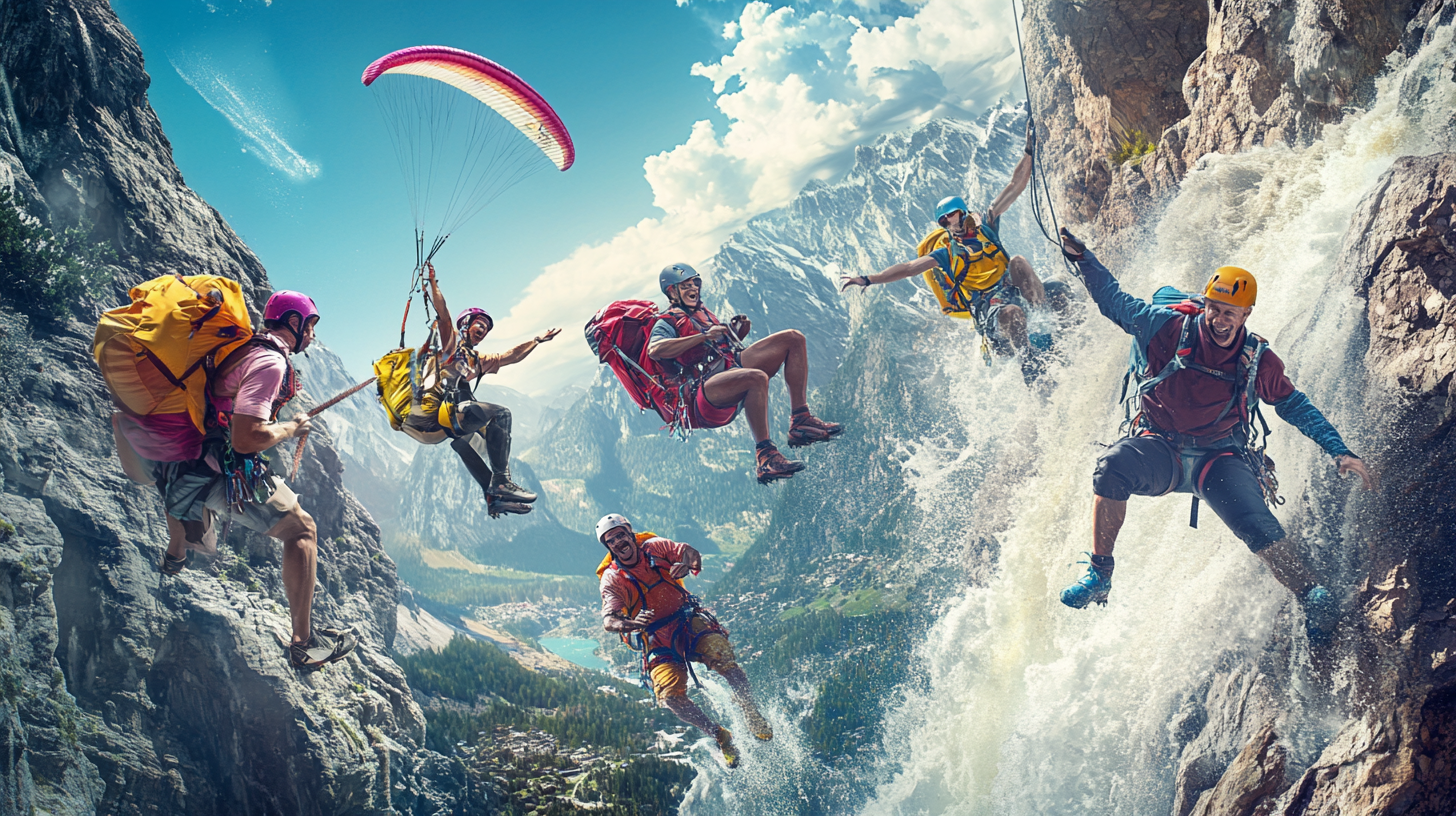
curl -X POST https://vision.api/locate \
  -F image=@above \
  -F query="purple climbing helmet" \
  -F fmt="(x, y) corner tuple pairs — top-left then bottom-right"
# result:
(455, 307), (494, 333)
(263, 290), (319, 352)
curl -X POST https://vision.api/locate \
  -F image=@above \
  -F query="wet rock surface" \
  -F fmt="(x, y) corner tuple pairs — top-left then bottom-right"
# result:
(1023, 0), (1439, 263)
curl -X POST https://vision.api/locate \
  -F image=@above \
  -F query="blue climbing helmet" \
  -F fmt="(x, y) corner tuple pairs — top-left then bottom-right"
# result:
(659, 262), (701, 295)
(935, 196), (969, 225)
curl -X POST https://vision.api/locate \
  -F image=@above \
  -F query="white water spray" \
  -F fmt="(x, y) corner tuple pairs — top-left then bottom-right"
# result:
(863, 18), (1456, 816)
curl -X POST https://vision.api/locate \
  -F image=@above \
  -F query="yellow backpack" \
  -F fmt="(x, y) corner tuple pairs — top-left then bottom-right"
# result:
(93, 274), (253, 434)
(916, 227), (1008, 321)
(372, 347), (418, 431)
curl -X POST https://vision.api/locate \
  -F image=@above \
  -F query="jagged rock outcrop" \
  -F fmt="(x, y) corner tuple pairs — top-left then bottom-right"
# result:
(0, 495), (104, 816)
(0, 0), (483, 812)
(1263, 151), (1456, 816)
(1023, 0), (1449, 260)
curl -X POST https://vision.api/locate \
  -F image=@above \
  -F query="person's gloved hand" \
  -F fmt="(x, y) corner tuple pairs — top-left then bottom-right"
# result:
(1059, 227), (1086, 261)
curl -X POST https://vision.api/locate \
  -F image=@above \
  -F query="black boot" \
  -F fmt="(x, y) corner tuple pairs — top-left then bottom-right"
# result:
(488, 471), (537, 504)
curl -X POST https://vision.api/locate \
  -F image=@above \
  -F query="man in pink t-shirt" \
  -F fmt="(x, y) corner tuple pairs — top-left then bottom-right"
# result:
(116, 290), (356, 671)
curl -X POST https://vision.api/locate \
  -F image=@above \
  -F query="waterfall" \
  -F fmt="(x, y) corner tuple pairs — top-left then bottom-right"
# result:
(675, 17), (1455, 816)
(864, 17), (1456, 816)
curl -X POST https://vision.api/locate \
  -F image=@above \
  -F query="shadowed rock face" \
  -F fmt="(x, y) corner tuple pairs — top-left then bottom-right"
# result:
(0, 0), (484, 813)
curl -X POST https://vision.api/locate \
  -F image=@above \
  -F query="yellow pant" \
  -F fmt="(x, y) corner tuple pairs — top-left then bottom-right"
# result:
(648, 616), (739, 700)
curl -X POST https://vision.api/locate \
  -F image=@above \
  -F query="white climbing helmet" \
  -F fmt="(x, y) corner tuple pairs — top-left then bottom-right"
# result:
(595, 513), (632, 543)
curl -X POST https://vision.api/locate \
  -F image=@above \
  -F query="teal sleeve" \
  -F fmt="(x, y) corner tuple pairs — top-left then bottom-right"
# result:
(1074, 250), (1178, 356)
(1272, 390), (1354, 458)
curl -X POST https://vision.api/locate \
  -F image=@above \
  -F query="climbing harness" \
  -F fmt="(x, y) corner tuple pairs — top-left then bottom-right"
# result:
(607, 551), (725, 691)
(1121, 305), (1285, 523)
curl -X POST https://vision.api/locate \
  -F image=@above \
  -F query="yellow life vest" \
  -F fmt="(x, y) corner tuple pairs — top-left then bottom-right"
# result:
(916, 227), (1008, 320)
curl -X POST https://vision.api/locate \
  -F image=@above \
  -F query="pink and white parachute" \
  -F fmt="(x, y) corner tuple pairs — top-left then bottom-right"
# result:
(363, 46), (575, 263)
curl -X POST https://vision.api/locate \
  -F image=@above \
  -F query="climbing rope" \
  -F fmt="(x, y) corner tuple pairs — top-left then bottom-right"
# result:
(1010, 0), (1080, 278)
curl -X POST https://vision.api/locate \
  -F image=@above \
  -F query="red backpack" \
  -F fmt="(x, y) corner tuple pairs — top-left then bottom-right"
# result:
(584, 300), (687, 430)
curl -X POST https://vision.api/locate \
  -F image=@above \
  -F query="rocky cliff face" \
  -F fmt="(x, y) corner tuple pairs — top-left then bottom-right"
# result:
(1024, 0), (1446, 258)
(1020, 2), (1456, 814)
(0, 0), (481, 813)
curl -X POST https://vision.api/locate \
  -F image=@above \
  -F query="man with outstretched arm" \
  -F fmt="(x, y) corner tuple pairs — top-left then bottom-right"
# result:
(1057, 228), (1376, 641)
(648, 263), (841, 484)
(840, 118), (1071, 383)
(597, 513), (771, 769)
(403, 263), (560, 517)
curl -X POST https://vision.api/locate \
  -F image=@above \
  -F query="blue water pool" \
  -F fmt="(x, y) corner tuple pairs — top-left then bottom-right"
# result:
(539, 637), (612, 672)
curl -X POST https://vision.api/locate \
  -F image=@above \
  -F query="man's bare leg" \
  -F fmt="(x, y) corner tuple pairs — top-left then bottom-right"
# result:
(998, 304), (1031, 351)
(267, 506), (318, 644)
(663, 694), (720, 735)
(1007, 255), (1046, 306)
(1093, 496), (1126, 557)
(703, 368), (771, 442)
(739, 329), (809, 410)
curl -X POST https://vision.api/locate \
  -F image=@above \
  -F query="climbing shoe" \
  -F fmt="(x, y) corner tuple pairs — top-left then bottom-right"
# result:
(714, 726), (740, 769)
(745, 709), (773, 742)
(159, 552), (187, 577)
(1303, 585), (1340, 645)
(487, 499), (534, 520)
(290, 627), (358, 672)
(487, 476), (537, 504)
(1061, 553), (1114, 609)
(787, 407), (843, 448)
(755, 442), (805, 484)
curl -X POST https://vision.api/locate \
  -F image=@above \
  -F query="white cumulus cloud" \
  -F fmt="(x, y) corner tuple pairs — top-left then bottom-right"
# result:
(490, 0), (1023, 396)
(171, 53), (320, 181)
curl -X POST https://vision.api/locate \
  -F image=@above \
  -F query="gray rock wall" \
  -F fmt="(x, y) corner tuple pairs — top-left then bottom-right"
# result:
(0, 0), (482, 812)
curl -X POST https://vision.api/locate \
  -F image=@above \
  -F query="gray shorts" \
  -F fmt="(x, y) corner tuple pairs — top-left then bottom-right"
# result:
(157, 457), (300, 537)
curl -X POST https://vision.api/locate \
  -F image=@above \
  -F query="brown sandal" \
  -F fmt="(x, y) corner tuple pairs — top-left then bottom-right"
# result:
(159, 552), (187, 576)
(290, 627), (359, 672)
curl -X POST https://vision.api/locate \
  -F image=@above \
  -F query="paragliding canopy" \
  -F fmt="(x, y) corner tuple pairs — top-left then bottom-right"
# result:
(363, 45), (574, 265)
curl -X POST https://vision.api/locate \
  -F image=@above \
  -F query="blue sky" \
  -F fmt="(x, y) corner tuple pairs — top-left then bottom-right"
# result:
(112, 0), (1025, 396)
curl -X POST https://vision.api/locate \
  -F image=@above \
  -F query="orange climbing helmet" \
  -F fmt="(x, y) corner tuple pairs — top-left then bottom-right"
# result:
(1204, 266), (1257, 308)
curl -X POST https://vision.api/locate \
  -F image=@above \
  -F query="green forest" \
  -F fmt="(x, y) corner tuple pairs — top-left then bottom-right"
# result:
(398, 636), (679, 754)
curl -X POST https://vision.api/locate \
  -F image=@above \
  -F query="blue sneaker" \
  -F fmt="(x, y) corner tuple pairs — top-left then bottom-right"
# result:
(1061, 554), (1114, 609)
(1303, 585), (1340, 645)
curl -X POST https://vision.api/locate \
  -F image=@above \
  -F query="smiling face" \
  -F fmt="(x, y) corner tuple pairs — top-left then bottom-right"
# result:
(601, 524), (640, 567)
(669, 276), (702, 308)
(1203, 299), (1251, 348)
(462, 316), (491, 347)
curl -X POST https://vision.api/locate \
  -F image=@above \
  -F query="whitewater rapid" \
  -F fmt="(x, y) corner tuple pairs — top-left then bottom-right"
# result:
(678, 17), (1456, 816)
(865, 17), (1456, 816)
